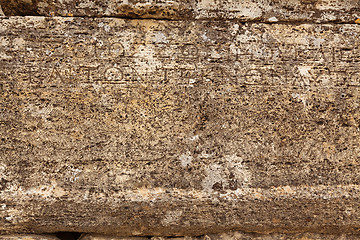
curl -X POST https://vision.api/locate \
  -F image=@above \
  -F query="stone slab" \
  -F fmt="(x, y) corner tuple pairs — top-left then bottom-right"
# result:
(0, 0), (359, 23)
(1, 17), (360, 235)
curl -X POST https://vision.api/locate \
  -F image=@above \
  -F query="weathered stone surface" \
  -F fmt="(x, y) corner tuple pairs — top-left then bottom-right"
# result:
(0, 235), (59, 240)
(1, 16), (360, 235)
(205, 232), (360, 240)
(79, 234), (148, 240)
(2, 233), (360, 240)
(0, 0), (359, 22)
(76, 232), (360, 240)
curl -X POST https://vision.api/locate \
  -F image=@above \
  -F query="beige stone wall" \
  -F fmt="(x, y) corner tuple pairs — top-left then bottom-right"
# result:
(1, 0), (360, 239)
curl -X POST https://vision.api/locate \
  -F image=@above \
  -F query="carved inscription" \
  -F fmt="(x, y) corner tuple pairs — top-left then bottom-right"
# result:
(1, 20), (360, 90)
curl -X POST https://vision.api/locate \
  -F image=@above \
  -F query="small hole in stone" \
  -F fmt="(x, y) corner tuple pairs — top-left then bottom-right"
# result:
(55, 232), (83, 240)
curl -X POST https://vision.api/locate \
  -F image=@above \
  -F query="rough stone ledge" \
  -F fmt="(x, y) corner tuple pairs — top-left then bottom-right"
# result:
(0, 0), (360, 23)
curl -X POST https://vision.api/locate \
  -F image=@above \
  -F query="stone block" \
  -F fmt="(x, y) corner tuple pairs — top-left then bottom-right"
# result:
(1, 16), (360, 235)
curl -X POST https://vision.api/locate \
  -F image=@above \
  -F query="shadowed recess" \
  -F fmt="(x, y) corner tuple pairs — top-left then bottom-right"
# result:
(55, 232), (83, 240)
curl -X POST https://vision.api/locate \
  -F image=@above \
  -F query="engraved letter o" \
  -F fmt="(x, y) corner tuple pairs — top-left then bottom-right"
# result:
(109, 43), (125, 57)
(105, 67), (123, 82)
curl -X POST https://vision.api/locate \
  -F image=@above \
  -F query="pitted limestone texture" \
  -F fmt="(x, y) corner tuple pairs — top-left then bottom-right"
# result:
(79, 235), (149, 240)
(0, 0), (359, 23)
(2, 16), (360, 235)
